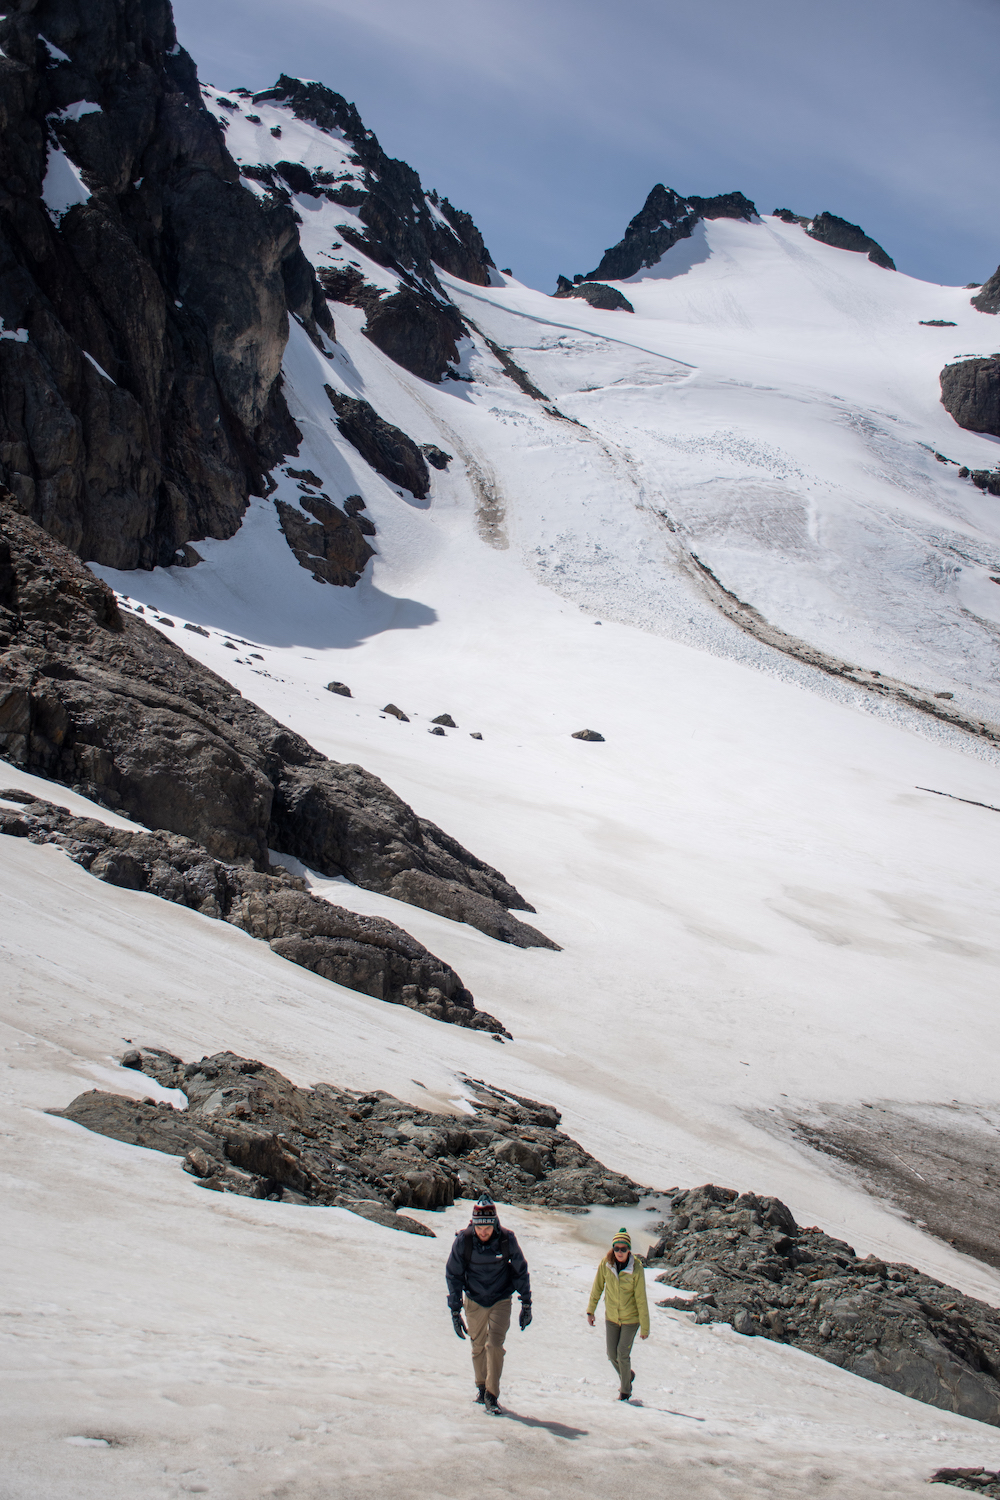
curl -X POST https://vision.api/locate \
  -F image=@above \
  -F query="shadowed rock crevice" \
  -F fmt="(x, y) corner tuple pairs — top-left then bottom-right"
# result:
(0, 496), (553, 946)
(51, 1050), (641, 1231)
(0, 790), (505, 1030)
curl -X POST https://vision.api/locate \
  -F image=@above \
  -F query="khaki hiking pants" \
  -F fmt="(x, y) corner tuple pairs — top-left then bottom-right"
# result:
(464, 1296), (511, 1395)
(606, 1320), (639, 1396)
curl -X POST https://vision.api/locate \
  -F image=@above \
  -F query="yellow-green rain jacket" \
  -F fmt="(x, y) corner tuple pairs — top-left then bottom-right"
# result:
(587, 1254), (649, 1336)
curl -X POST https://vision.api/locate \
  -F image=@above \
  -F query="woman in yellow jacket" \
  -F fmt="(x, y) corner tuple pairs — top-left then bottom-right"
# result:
(586, 1227), (649, 1401)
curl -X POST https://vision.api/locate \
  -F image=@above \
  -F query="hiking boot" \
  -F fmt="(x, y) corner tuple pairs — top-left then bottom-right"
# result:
(484, 1390), (502, 1414)
(474, 1385), (486, 1404)
(618, 1391), (631, 1402)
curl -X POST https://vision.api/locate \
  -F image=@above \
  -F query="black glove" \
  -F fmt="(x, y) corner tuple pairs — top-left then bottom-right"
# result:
(451, 1312), (468, 1340)
(519, 1303), (532, 1331)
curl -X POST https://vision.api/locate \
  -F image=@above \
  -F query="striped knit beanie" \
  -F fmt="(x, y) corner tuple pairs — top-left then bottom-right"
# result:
(612, 1228), (632, 1248)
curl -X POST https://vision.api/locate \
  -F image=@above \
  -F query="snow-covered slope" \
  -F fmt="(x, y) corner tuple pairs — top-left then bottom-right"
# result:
(9, 78), (1000, 1499)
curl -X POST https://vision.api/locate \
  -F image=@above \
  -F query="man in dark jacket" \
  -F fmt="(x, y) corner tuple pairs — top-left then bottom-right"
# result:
(445, 1196), (531, 1413)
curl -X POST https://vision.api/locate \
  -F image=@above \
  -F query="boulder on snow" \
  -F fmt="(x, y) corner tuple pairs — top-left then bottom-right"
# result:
(422, 445), (453, 470)
(554, 280), (634, 313)
(572, 729), (605, 742)
(325, 681), (352, 697)
(383, 703), (409, 721)
(429, 726), (446, 736)
(940, 358), (1000, 436)
(431, 714), (457, 727)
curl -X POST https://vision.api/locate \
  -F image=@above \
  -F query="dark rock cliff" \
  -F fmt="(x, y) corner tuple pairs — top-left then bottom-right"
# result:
(0, 494), (552, 943)
(583, 184), (757, 282)
(0, 1), (334, 570)
(554, 278), (634, 313)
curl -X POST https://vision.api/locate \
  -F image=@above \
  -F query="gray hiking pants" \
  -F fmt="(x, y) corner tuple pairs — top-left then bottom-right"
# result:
(606, 1320), (639, 1396)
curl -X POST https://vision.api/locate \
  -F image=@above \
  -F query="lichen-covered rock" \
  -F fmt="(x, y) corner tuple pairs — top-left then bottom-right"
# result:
(941, 358), (1000, 436)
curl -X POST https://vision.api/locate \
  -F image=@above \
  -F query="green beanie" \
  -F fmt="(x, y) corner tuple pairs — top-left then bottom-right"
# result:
(612, 1228), (631, 1248)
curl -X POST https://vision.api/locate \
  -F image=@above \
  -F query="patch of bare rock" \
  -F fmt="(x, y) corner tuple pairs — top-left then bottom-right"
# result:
(0, 496), (554, 948)
(0, 789), (505, 1031)
(649, 1183), (1000, 1428)
(52, 1050), (641, 1233)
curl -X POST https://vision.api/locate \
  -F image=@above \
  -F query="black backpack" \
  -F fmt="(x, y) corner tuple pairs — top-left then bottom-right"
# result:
(461, 1227), (510, 1274)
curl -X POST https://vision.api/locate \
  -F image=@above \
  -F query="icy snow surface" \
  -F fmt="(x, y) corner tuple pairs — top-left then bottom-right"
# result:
(7, 84), (1000, 1498)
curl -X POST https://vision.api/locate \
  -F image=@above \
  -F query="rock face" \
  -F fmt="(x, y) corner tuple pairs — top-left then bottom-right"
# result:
(940, 358), (1000, 436)
(649, 1183), (1000, 1429)
(52, 1049), (641, 1229)
(554, 280), (634, 313)
(972, 267), (1000, 314)
(0, 496), (552, 945)
(254, 76), (492, 383)
(0, 1), (333, 569)
(325, 389), (430, 498)
(275, 492), (374, 586)
(584, 184), (757, 282)
(803, 212), (895, 270)
(1, 789), (503, 1030)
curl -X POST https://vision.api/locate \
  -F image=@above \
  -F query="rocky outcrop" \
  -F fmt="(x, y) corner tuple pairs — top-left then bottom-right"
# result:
(649, 1183), (1000, 1429)
(971, 267), (1000, 315)
(554, 279), (634, 313)
(325, 389), (430, 497)
(0, 496), (551, 943)
(317, 265), (466, 383)
(1, 789), (504, 1030)
(804, 212), (895, 269)
(383, 869), (560, 950)
(52, 1049), (641, 1229)
(275, 491), (374, 586)
(254, 77), (494, 290)
(0, 1), (334, 570)
(940, 358), (1000, 436)
(361, 287), (465, 383)
(584, 185), (757, 282)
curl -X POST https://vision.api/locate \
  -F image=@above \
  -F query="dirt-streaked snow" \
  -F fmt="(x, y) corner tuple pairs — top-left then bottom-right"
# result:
(8, 84), (1000, 1498)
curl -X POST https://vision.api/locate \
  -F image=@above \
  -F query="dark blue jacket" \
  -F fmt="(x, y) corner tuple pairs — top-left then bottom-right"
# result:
(446, 1226), (531, 1311)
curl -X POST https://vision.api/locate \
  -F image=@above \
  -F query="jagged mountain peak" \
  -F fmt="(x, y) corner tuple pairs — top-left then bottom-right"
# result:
(582, 182), (757, 282)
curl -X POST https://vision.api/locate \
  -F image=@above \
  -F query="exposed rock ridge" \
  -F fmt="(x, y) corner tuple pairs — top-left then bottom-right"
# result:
(0, 0), (336, 569)
(252, 76), (491, 382)
(52, 1049), (642, 1232)
(583, 184), (757, 282)
(649, 1182), (1000, 1429)
(0, 788), (503, 1030)
(0, 496), (551, 944)
(554, 279), (634, 313)
(253, 76), (494, 291)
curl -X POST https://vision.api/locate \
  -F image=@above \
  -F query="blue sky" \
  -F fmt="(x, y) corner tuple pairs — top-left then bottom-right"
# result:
(173, 0), (1000, 292)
